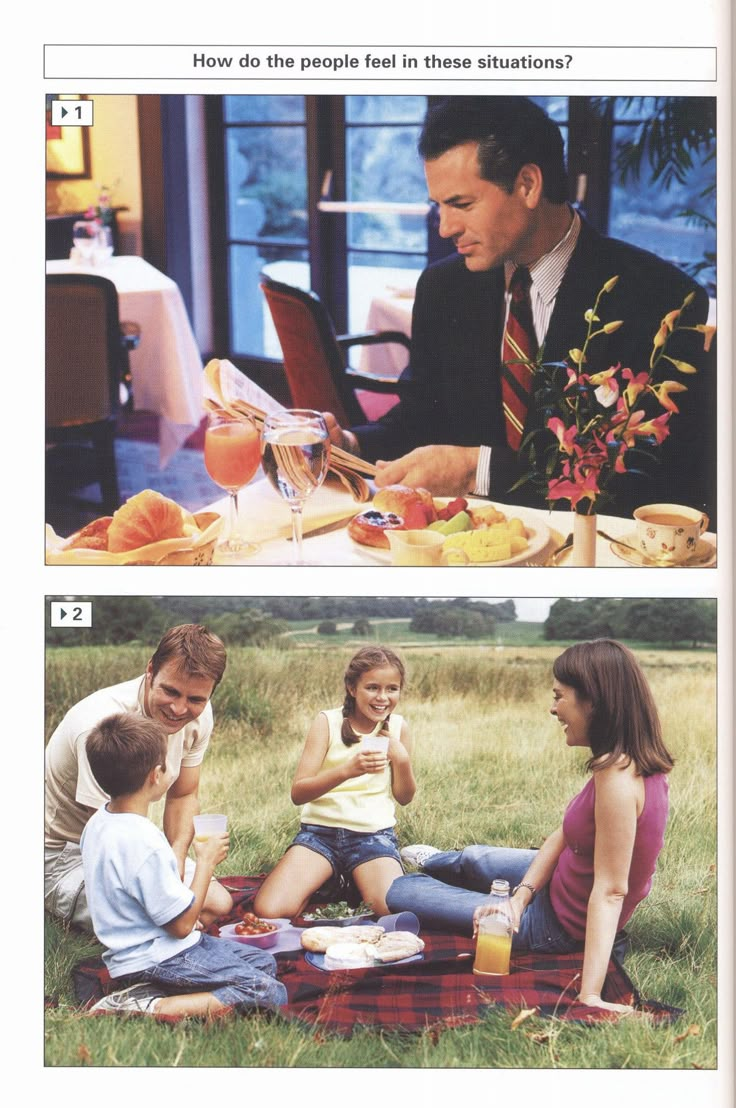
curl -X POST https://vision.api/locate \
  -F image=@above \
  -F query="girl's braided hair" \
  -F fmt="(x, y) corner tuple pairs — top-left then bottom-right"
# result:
(341, 645), (406, 745)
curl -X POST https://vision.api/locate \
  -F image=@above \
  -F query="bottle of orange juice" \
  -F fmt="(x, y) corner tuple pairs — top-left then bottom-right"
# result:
(473, 879), (513, 976)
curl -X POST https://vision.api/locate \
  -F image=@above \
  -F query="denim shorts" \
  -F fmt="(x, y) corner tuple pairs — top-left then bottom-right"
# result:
(138, 932), (287, 1011)
(291, 823), (402, 878)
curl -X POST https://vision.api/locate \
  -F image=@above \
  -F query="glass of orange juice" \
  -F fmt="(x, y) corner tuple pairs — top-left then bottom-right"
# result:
(204, 410), (261, 556)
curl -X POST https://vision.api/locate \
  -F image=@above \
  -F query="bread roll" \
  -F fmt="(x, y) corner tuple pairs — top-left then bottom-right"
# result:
(301, 924), (384, 953)
(373, 931), (425, 963)
(63, 516), (113, 551)
(107, 490), (187, 553)
(373, 484), (429, 517)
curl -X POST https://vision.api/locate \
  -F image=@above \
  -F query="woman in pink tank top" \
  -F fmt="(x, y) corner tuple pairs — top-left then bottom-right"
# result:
(387, 639), (673, 1015)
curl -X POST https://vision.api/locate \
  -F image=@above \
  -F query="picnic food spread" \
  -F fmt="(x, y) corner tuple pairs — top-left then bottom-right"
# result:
(301, 925), (425, 967)
(348, 485), (531, 562)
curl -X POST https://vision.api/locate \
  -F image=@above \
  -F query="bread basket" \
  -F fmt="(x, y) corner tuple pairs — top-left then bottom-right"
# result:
(45, 512), (223, 566)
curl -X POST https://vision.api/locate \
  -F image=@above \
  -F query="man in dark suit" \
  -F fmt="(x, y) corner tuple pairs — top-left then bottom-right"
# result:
(326, 97), (714, 520)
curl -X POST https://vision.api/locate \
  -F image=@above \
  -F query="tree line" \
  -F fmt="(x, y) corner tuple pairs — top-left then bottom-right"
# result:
(544, 598), (716, 647)
(45, 596), (716, 650)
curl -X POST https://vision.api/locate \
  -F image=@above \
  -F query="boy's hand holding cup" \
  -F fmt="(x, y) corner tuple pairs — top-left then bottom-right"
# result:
(192, 813), (229, 868)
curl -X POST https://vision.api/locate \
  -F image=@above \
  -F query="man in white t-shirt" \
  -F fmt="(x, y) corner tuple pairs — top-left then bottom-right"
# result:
(45, 624), (233, 930)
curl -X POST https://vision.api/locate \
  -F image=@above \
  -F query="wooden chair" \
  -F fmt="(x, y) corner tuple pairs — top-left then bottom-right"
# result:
(260, 273), (413, 427)
(46, 274), (138, 514)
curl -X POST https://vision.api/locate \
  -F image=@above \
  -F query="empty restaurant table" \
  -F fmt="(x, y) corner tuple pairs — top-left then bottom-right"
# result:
(46, 256), (204, 465)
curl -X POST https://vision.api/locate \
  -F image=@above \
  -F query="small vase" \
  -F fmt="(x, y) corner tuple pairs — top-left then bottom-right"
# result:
(572, 511), (597, 567)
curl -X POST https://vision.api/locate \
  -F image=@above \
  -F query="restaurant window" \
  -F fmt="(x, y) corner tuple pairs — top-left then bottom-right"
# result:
(206, 94), (714, 376)
(343, 97), (429, 332)
(209, 95), (429, 374)
(606, 97), (716, 295)
(218, 96), (309, 362)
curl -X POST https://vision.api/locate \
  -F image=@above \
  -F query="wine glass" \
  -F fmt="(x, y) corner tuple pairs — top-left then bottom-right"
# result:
(95, 224), (114, 263)
(262, 410), (331, 565)
(72, 220), (99, 263)
(203, 410), (262, 557)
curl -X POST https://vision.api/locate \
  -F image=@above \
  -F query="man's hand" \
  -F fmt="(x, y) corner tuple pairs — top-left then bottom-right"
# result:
(375, 445), (479, 497)
(323, 412), (359, 455)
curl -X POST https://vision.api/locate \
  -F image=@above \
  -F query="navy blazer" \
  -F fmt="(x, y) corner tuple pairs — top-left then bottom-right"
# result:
(353, 219), (714, 520)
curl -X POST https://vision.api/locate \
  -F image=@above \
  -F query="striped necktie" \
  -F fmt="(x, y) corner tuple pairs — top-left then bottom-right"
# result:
(501, 266), (538, 450)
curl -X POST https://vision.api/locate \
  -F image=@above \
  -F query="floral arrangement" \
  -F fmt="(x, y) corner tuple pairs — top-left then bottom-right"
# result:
(83, 183), (116, 228)
(519, 277), (715, 513)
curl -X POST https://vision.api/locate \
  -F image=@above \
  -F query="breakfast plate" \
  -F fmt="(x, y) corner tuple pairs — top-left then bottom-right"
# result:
(304, 950), (423, 972)
(350, 505), (550, 567)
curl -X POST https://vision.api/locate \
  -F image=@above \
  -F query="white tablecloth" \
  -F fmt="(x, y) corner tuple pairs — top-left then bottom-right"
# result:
(200, 479), (716, 568)
(47, 256), (203, 466)
(358, 290), (414, 378)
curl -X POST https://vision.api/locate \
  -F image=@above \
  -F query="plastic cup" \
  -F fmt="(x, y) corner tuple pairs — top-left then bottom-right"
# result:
(362, 733), (389, 754)
(377, 911), (420, 934)
(193, 813), (227, 841)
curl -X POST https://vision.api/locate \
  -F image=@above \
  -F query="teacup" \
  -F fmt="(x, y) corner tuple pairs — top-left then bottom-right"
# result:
(386, 529), (446, 566)
(633, 503), (709, 564)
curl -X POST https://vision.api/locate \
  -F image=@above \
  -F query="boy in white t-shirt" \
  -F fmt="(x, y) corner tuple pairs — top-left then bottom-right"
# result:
(81, 713), (287, 1018)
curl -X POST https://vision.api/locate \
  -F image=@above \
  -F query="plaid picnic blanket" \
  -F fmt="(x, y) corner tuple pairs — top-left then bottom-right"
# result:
(71, 876), (682, 1033)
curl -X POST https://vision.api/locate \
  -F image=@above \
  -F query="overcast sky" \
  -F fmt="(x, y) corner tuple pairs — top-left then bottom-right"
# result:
(474, 597), (554, 622)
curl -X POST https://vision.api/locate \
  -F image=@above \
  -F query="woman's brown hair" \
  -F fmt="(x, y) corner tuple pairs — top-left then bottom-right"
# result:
(552, 639), (674, 776)
(341, 646), (406, 745)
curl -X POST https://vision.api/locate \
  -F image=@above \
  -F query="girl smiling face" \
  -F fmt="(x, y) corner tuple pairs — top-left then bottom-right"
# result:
(348, 665), (403, 733)
(550, 681), (593, 748)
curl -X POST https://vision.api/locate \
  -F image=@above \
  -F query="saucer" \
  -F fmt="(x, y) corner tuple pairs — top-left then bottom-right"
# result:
(610, 533), (716, 568)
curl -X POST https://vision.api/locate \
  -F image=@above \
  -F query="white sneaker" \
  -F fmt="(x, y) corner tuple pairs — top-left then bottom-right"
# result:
(90, 983), (163, 1015)
(400, 844), (442, 867)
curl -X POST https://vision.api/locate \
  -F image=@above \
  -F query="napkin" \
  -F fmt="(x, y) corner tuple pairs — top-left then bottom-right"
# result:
(203, 359), (374, 503)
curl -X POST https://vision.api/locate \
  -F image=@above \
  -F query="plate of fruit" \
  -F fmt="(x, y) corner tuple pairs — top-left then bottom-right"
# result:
(346, 486), (549, 566)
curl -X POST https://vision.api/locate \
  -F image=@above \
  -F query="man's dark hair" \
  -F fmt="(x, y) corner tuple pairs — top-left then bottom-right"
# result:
(149, 624), (227, 689)
(419, 96), (568, 203)
(86, 712), (168, 798)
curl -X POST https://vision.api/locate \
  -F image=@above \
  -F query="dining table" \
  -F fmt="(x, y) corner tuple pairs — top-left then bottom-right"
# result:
(198, 477), (717, 568)
(358, 286), (415, 379)
(46, 255), (204, 466)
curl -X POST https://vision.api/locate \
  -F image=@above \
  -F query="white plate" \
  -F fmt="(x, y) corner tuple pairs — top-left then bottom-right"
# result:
(350, 502), (550, 568)
(609, 533), (717, 569)
(305, 950), (423, 973)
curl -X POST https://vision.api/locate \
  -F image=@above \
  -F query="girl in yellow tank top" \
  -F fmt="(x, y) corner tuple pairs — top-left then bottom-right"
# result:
(254, 646), (416, 918)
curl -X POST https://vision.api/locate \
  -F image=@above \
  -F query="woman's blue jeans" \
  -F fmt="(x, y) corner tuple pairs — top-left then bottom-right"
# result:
(386, 845), (581, 954)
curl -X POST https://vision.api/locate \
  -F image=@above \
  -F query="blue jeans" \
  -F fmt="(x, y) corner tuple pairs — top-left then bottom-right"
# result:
(292, 823), (402, 878)
(386, 845), (581, 954)
(138, 932), (287, 1011)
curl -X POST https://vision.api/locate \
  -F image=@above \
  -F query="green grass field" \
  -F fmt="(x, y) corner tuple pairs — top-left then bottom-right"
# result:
(44, 642), (718, 1071)
(286, 618), (547, 646)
